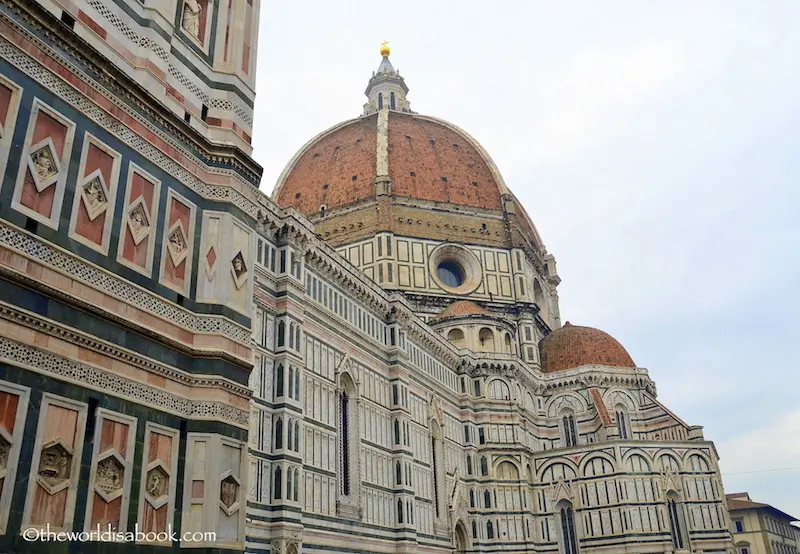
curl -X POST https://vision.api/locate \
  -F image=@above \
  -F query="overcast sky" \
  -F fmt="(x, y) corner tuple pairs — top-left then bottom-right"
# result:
(252, 0), (800, 515)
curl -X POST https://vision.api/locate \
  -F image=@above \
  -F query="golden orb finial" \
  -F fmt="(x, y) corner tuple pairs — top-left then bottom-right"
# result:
(379, 40), (391, 57)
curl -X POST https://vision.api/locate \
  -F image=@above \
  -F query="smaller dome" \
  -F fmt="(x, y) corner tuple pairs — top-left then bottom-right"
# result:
(539, 322), (635, 373)
(434, 300), (490, 319)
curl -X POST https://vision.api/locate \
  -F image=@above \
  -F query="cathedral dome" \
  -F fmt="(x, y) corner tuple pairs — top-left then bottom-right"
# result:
(271, 52), (546, 254)
(274, 111), (508, 214)
(539, 323), (636, 373)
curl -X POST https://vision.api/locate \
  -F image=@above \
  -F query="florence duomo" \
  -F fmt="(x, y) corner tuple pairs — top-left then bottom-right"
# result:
(0, 0), (791, 553)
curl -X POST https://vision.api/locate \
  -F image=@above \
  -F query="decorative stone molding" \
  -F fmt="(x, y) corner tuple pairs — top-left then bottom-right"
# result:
(0, 336), (249, 427)
(0, 303), (252, 398)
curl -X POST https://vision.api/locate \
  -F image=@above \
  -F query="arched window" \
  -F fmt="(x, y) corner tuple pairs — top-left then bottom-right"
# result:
(390, 92), (396, 109)
(378, 93), (384, 110)
(469, 490), (475, 507)
(615, 405), (630, 439)
(431, 421), (443, 518)
(478, 328), (495, 351)
(396, 461), (402, 485)
(276, 364), (285, 398)
(287, 417), (293, 450)
(472, 520), (478, 538)
(484, 489), (491, 508)
(293, 468), (300, 501)
(486, 521), (494, 539)
(559, 503), (579, 554)
(481, 456), (488, 476)
(277, 321), (285, 347)
(447, 328), (465, 348)
(274, 467), (282, 499)
(287, 467), (294, 501)
(394, 419), (401, 444)
(466, 455), (473, 475)
(504, 333), (513, 353)
(295, 326), (301, 350)
(667, 493), (687, 550)
(561, 412), (578, 447)
(397, 498), (403, 523)
(274, 417), (283, 450)
(294, 421), (300, 451)
(340, 389), (350, 495)
(288, 323), (295, 349)
(295, 369), (301, 400)
(288, 367), (294, 399)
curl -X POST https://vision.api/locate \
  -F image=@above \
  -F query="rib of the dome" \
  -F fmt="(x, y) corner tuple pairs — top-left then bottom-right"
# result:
(274, 115), (377, 214)
(387, 112), (503, 210)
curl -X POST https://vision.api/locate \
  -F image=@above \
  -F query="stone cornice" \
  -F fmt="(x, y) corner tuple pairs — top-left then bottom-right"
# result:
(0, 303), (253, 398)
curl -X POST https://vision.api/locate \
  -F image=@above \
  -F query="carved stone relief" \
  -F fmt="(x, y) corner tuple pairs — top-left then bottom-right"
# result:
(145, 465), (169, 506)
(231, 251), (248, 289)
(127, 200), (151, 245)
(219, 473), (240, 515)
(95, 455), (124, 494)
(37, 441), (73, 493)
(28, 140), (60, 192)
(167, 224), (189, 266)
(80, 174), (108, 221)
(0, 435), (10, 472)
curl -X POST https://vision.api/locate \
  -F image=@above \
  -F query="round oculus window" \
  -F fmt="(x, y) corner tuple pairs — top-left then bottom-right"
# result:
(437, 261), (465, 288)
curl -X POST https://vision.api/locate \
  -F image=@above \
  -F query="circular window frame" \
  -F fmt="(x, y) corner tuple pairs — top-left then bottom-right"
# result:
(429, 244), (482, 295)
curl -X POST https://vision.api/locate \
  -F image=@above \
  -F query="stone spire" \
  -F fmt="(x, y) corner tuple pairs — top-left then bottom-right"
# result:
(363, 42), (413, 116)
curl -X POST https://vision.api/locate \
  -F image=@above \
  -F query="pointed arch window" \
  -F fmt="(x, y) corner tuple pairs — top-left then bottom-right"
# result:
(295, 369), (301, 400)
(277, 321), (286, 347)
(288, 367), (295, 399)
(484, 489), (491, 508)
(561, 412), (578, 447)
(274, 417), (283, 450)
(396, 461), (402, 485)
(294, 421), (300, 451)
(487, 521), (494, 539)
(559, 503), (579, 554)
(274, 467), (282, 499)
(397, 498), (403, 523)
(295, 326), (301, 350)
(340, 389), (350, 495)
(615, 406), (631, 439)
(276, 364), (285, 398)
(378, 93), (384, 110)
(466, 455), (473, 475)
(480, 456), (488, 476)
(390, 92), (396, 109)
(472, 520), (478, 538)
(667, 493), (687, 550)
(469, 490), (475, 507)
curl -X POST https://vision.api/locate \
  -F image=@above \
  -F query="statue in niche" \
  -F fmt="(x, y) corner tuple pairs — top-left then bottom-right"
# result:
(182, 0), (202, 39)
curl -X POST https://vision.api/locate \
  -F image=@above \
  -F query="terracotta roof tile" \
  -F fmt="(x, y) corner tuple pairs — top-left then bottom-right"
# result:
(539, 322), (635, 373)
(276, 115), (377, 214)
(434, 300), (490, 319)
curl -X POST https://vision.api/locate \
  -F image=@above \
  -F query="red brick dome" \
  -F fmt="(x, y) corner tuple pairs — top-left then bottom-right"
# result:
(273, 111), (507, 214)
(539, 322), (636, 373)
